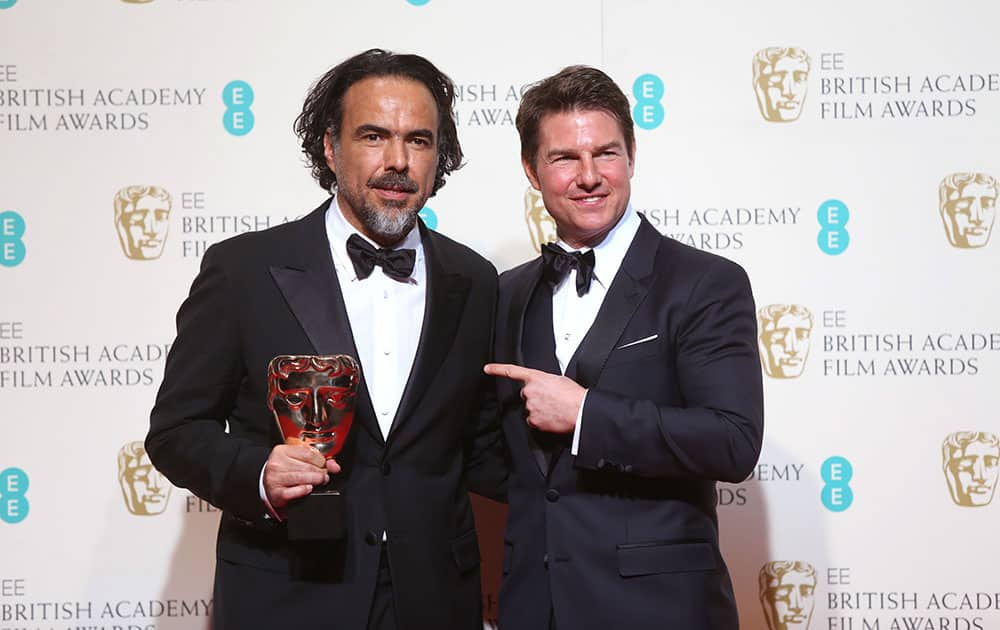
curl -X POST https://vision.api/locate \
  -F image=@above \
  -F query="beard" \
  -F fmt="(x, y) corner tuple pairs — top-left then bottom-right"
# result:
(339, 171), (424, 246)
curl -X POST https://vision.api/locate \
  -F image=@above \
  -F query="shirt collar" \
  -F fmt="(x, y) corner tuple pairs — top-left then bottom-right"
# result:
(324, 195), (424, 282)
(556, 203), (640, 289)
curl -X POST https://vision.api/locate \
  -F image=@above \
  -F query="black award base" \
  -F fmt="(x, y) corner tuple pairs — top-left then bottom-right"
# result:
(286, 487), (346, 542)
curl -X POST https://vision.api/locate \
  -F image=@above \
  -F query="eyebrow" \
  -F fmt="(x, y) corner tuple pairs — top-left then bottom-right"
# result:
(354, 124), (435, 141)
(545, 141), (623, 160)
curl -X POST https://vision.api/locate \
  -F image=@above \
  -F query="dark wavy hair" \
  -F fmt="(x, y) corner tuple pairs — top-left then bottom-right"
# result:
(516, 65), (634, 174)
(294, 48), (463, 195)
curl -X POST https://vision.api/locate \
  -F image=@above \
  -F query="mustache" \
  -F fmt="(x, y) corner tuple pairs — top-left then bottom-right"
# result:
(369, 172), (419, 193)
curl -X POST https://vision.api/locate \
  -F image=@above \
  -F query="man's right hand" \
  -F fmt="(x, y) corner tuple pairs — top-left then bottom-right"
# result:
(263, 444), (342, 511)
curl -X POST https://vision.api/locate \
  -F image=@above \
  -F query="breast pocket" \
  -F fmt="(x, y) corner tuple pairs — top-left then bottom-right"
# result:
(604, 335), (662, 368)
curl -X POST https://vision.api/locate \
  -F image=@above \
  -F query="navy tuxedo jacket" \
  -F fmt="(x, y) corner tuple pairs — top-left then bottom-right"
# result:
(494, 216), (764, 630)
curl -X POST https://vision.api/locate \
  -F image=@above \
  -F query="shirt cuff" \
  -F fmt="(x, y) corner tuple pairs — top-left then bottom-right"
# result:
(259, 462), (282, 521)
(570, 389), (588, 456)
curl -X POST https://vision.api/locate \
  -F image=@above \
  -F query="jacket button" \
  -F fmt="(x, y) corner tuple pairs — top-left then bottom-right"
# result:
(543, 553), (549, 568)
(380, 462), (391, 476)
(545, 489), (560, 503)
(623, 464), (634, 474)
(365, 530), (378, 546)
(596, 458), (607, 470)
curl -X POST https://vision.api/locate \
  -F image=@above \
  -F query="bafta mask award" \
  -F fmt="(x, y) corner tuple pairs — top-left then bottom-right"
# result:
(267, 354), (360, 541)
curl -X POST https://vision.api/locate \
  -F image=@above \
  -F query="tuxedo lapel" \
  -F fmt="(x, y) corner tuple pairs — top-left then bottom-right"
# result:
(386, 224), (470, 444)
(268, 201), (383, 445)
(571, 217), (661, 389)
(506, 259), (552, 478)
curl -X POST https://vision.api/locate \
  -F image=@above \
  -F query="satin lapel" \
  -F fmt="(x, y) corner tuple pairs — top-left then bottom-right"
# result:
(386, 225), (471, 444)
(571, 217), (661, 389)
(505, 259), (550, 478)
(268, 201), (382, 446)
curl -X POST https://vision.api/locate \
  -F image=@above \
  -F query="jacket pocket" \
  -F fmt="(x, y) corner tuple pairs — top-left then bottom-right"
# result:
(605, 336), (662, 367)
(502, 541), (513, 575)
(616, 540), (717, 577)
(451, 529), (481, 575)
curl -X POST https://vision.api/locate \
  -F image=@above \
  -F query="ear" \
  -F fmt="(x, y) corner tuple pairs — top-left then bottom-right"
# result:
(323, 130), (337, 173)
(627, 143), (636, 179)
(522, 156), (541, 191)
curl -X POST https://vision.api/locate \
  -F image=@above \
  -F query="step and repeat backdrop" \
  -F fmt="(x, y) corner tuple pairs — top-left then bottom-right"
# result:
(2, 1), (998, 629)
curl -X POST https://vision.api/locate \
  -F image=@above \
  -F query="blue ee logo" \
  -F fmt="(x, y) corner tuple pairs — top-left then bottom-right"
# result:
(0, 0), (18, 9)
(632, 74), (664, 130)
(1, 211), (26, 267)
(418, 207), (438, 230)
(406, 0), (430, 5)
(1, 467), (29, 524)
(818, 199), (850, 255)
(821, 456), (853, 512)
(223, 80), (255, 136)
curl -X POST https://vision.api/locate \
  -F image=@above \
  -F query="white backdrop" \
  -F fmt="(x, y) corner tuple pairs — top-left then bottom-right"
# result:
(2, 1), (999, 629)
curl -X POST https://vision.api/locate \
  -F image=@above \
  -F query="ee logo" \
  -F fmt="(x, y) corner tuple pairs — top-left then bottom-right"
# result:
(1, 211), (26, 267)
(223, 80), (255, 136)
(632, 74), (664, 130)
(821, 456), (853, 512)
(1, 467), (29, 524)
(418, 207), (438, 230)
(818, 199), (850, 255)
(406, 0), (430, 4)
(0, 0), (18, 9)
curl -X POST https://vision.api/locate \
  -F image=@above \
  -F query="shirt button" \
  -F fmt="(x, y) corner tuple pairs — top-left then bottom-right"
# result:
(380, 410), (389, 416)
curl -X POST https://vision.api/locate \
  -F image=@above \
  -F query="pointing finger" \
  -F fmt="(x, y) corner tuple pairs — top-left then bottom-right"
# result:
(484, 363), (540, 383)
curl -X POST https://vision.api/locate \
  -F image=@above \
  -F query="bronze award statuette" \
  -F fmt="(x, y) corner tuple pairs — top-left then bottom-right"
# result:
(267, 354), (360, 542)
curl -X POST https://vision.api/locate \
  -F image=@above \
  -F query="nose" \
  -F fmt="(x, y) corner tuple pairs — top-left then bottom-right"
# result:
(784, 332), (801, 355)
(780, 74), (796, 98)
(969, 199), (983, 225)
(148, 471), (163, 491)
(576, 154), (600, 190)
(788, 589), (802, 612)
(383, 137), (409, 173)
(141, 211), (157, 235)
(972, 458), (986, 483)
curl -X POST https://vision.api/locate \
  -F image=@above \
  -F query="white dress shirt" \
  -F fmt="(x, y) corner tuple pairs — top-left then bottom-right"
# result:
(261, 198), (426, 519)
(548, 204), (640, 454)
(325, 201), (425, 439)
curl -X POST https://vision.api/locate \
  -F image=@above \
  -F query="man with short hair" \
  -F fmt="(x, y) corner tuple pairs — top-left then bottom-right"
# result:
(486, 65), (764, 629)
(147, 49), (504, 630)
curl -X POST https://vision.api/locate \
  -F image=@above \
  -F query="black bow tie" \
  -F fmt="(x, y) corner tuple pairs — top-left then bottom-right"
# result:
(346, 233), (416, 281)
(541, 243), (596, 296)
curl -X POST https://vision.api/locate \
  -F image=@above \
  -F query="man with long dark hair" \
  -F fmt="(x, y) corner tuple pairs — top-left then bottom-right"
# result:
(148, 49), (504, 630)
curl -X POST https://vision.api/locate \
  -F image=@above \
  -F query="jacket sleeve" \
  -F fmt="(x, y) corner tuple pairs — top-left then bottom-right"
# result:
(573, 259), (764, 483)
(145, 244), (272, 522)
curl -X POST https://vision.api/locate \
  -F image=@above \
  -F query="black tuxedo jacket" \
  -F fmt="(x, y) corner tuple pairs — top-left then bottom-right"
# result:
(494, 216), (764, 630)
(147, 200), (504, 630)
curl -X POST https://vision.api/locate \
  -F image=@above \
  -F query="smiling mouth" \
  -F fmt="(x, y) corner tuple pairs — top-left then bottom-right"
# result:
(570, 195), (607, 205)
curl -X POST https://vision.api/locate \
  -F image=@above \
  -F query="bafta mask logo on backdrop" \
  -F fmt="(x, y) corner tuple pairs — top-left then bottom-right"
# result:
(113, 185), (172, 260)
(753, 47), (811, 123)
(758, 304), (813, 379)
(524, 187), (557, 254)
(942, 431), (999, 507)
(118, 441), (172, 515)
(759, 561), (817, 630)
(938, 173), (997, 249)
